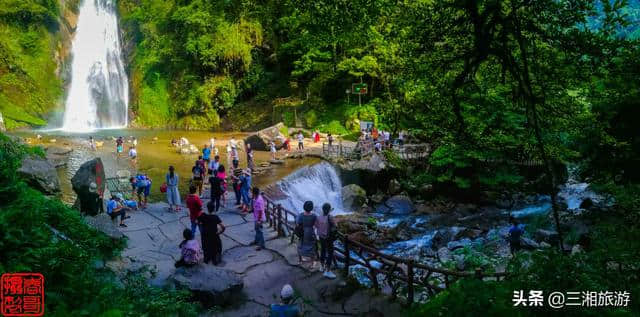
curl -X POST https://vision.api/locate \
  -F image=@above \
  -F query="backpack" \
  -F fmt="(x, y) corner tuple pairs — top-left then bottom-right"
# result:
(193, 165), (203, 177)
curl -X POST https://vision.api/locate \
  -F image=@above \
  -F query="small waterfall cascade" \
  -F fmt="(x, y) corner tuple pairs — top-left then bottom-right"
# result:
(62, 0), (129, 132)
(274, 162), (349, 215)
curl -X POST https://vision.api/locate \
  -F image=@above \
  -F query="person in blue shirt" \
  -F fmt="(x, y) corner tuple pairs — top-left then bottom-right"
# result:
(135, 174), (151, 209)
(202, 145), (212, 176)
(270, 284), (300, 317)
(508, 216), (524, 255)
(107, 194), (130, 227)
(239, 169), (252, 213)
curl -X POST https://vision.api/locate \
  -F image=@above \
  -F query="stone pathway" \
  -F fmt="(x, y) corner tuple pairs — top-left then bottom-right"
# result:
(112, 194), (402, 316)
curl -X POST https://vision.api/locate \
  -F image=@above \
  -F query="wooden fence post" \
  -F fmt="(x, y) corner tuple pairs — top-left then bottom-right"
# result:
(407, 260), (414, 305)
(276, 204), (283, 237)
(344, 236), (350, 273)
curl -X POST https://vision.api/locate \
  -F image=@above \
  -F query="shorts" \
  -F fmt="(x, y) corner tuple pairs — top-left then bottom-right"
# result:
(117, 145), (123, 153)
(204, 158), (210, 163)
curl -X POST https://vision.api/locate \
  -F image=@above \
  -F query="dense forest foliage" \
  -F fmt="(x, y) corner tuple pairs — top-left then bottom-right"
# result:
(1, 0), (639, 315)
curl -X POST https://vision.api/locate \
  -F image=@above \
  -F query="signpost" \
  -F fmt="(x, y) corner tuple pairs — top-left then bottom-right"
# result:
(351, 83), (368, 106)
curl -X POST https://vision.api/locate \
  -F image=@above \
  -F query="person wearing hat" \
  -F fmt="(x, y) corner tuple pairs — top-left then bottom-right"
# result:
(315, 203), (337, 279)
(269, 284), (300, 317)
(239, 169), (252, 213)
(296, 201), (318, 262)
(106, 193), (129, 227)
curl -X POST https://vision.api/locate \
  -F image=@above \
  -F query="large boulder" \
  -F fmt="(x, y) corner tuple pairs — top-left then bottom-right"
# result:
(18, 157), (60, 195)
(170, 265), (243, 307)
(72, 158), (106, 216)
(388, 179), (401, 195)
(84, 214), (124, 240)
(45, 145), (73, 168)
(384, 195), (415, 215)
(341, 184), (367, 211)
(244, 122), (287, 151)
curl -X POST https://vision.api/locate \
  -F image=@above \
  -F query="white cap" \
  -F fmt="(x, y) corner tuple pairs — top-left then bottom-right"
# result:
(280, 284), (294, 299)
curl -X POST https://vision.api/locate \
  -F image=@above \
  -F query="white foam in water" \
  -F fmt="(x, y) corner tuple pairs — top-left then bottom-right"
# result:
(276, 162), (349, 215)
(62, 0), (129, 132)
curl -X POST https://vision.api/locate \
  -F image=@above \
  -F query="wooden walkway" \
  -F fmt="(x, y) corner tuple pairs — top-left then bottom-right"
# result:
(261, 197), (507, 304)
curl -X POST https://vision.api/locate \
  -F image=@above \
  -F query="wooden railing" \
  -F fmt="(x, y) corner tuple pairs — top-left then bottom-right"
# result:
(260, 195), (507, 304)
(322, 141), (431, 162)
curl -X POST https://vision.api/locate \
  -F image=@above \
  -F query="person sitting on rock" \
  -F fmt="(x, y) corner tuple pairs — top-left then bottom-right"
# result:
(106, 193), (130, 227)
(269, 284), (300, 317)
(175, 229), (202, 268)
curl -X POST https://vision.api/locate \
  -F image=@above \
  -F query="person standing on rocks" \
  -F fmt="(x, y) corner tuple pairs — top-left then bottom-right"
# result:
(270, 140), (277, 160)
(199, 201), (226, 265)
(246, 143), (255, 170)
(209, 155), (220, 175)
(166, 166), (181, 212)
(316, 203), (337, 279)
(297, 131), (304, 151)
(186, 185), (204, 235)
(175, 228), (202, 268)
(239, 169), (252, 213)
(202, 144), (212, 176)
(116, 136), (124, 158)
(296, 201), (318, 263)
(191, 159), (205, 197)
(217, 164), (227, 206)
(135, 174), (150, 209)
(270, 284), (300, 317)
(252, 187), (266, 250)
(314, 130), (320, 143)
(508, 216), (524, 256)
(209, 167), (224, 213)
(89, 136), (96, 151)
(231, 167), (242, 207)
(107, 193), (130, 227)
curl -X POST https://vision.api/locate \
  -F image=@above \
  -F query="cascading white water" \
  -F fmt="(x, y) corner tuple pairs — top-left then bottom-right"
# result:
(275, 162), (349, 215)
(62, 0), (129, 132)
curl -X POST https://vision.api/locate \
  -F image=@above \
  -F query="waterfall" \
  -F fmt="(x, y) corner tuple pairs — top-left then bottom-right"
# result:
(62, 0), (129, 132)
(274, 162), (349, 215)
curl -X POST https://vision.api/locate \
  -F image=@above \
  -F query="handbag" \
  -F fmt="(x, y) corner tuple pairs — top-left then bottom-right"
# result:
(160, 183), (168, 193)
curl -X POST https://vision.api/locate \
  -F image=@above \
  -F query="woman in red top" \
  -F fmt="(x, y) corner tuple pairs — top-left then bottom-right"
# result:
(185, 185), (203, 235)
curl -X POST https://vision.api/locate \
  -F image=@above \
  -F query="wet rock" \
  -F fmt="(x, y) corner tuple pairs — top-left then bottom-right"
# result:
(84, 214), (124, 240)
(521, 237), (540, 250)
(571, 244), (584, 255)
(419, 184), (434, 196)
(539, 242), (552, 248)
(170, 265), (243, 307)
(388, 179), (401, 195)
(454, 255), (466, 271)
(244, 122), (287, 151)
(384, 195), (415, 215)
(71, 158), (106, 216)
(447, 238), (472, 251)
(431, 229), (453, 250)
(437, 247), (452, 263)
(18, 157), (60, 195)
(342, 184), (367, 211)
(348, 231), (374, 245)
(534, 229), (559, 244)
(454, 228), (483, 240)
(370, 193), (385, 204)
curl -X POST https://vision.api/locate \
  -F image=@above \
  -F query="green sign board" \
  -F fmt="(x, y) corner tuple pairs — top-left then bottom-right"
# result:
(352, 83), (368, 95)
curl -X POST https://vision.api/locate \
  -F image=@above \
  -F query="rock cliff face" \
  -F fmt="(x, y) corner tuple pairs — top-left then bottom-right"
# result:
(56, 0), (80, 93)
